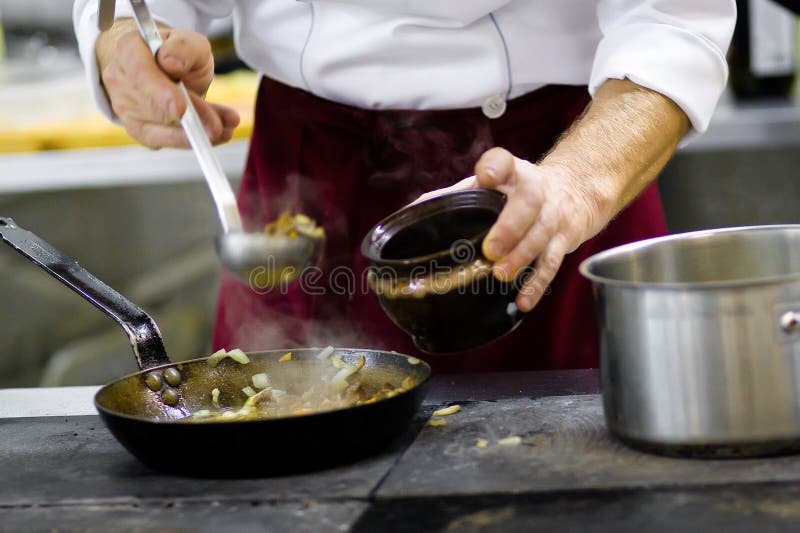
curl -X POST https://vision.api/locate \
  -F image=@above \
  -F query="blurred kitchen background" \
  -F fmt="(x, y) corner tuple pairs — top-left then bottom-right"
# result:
(0, 1), (797, 387)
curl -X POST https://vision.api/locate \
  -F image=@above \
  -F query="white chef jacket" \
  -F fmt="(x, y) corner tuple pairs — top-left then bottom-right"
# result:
(73, 0), (736, 136)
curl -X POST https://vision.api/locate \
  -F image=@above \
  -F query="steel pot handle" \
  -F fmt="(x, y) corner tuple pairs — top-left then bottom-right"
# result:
(0, 217), (170, 371)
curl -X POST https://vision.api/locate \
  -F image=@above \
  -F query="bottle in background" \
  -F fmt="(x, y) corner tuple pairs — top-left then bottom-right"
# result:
(730, 0), (797, 99)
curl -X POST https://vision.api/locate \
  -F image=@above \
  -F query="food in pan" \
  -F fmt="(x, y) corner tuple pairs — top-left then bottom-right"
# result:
(208, 348), (250, 367)
(185, 347), (417, 423)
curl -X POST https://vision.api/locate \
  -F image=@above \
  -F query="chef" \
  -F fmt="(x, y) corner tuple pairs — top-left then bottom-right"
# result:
(73, 1), (735, 373)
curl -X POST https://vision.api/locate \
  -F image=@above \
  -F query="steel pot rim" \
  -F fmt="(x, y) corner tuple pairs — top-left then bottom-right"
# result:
(580, 224), (800, 290)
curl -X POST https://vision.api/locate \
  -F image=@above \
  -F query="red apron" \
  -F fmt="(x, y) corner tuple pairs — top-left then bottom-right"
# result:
(212, 77), (667, 373)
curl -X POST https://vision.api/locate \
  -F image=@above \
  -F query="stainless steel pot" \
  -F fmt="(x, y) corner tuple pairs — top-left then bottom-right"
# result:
(580, 225), (800, 456)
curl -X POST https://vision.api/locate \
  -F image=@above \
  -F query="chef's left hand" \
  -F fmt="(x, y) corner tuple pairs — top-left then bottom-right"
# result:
(414, 81), (689, 312)
(473, 147), (599, 312)
(414, 147), (599, 313)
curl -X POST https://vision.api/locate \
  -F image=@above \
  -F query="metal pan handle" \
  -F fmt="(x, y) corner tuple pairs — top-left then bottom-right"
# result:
(0, 217), (170, 371)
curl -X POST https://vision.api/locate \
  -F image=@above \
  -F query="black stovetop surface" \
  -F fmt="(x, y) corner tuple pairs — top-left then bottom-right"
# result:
(4, 370), (800, 532)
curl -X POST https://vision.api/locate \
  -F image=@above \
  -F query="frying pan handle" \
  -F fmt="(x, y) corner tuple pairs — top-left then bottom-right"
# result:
(0, 217), (170, 371)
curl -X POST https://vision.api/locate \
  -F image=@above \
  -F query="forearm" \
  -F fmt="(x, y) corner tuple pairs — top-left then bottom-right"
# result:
(540, 78), (689, 236)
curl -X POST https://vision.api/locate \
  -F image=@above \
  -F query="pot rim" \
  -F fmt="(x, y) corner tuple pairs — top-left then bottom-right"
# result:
(360, 189), (506, 270)
(580, 224), (800, 290)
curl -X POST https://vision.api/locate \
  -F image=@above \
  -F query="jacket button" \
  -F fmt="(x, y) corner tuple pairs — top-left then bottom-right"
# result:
(481, 94), (507, 119)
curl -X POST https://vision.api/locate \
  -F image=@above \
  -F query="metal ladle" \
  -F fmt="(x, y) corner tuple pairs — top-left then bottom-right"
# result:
(112, 0), (323, 286)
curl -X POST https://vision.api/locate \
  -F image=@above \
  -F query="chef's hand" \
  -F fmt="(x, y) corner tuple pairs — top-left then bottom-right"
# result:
(414, 79), (689, 313)
(416, 152), (597, 313)
(95, 18), (239, 149)
(473, 149), (596, 313)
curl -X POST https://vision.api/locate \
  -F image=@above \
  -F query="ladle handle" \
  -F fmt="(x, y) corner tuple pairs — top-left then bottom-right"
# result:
(0, 217), (170, 371)
(128, 0), (242, 233)
(97, 0), (116, 31)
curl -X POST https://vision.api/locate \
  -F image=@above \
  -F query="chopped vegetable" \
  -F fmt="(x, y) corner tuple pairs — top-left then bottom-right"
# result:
(252, 373), (270, 390)
(407, 357), (421, 365)
(316, 346), (335, 360)
(428, 418), (446, 427)
(211, 388), (220, 408)
(227, 349), (250, 364)
(476, 438), (489, 449)
(498, 436), (521, 446)
(278, 352), (292, 362)
(265, 212), (325, 240)
(208, 347), (249, 366)
(432, 405), (461, 417)
(244, 387), (271, 408)
(331, 355), (347, 369)
(207, 349), (228, 367)
(330, 357), (365, 392)
(242, 386), (256, 398)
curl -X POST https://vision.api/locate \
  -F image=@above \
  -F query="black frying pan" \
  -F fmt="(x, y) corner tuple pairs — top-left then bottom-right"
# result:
(0, 217), (430, 477)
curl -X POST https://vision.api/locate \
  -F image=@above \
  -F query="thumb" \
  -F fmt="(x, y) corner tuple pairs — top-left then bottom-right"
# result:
(156, 29), (214, 87)
(474, 147), (516, 189)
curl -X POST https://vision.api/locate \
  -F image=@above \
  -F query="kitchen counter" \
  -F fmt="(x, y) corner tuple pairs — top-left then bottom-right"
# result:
(3, 370), (800, 532)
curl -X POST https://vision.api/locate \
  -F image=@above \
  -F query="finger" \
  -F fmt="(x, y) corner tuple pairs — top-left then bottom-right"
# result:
(129, 121), (189, 149)
(475, 147), (515, 189)
(411, 176), (477, 205)
(516, 234), (568, 312)
(217, 126), (237, 145)
(209, 102), (241, 131)
(157, 29), (214, 93)
(492, 213), (553, 281)
(187, 91), (225, 142)
(121, 99), (236, 147)
(482, 160), (542, 262)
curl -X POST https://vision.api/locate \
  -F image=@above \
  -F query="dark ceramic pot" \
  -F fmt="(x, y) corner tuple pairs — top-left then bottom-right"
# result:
(361, 189), (522, 354)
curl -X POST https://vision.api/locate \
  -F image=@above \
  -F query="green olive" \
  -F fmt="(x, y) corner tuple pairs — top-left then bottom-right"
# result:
(164, 367), (182, 387)
(161, 387), (180, 406)
(145, 372), (162, 391)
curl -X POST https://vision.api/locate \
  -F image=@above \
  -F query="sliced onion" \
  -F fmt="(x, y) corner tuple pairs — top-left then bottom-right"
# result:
(330, 367), (357, 392)
(227, 348), (250, 364)
(207, 349), (228, 367)
(476, 438), (489, 449)
(407, 357), (421, 365)
(241, 386), (256, 398)
(252, 373), (270, 389)
(316, 346), (335, 360)
(211, 388), (220, 408)
(498, 436), (521, 446)
(244, 388), (271, 408)
(428, 418), (446, 427)
(192, 409), (212, 419)
(432, 405), (461, 417)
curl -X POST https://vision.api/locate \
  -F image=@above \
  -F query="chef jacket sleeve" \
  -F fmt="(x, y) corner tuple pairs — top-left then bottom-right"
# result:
(590, 0), (736, 141)
(73, 0), (235, 122)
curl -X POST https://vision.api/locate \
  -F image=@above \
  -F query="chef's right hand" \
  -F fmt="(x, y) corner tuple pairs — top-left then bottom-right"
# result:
(95, 19), (240, 149)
